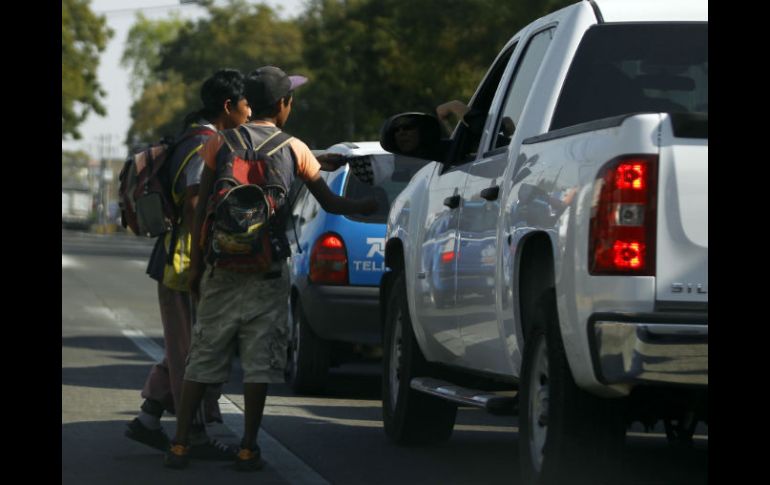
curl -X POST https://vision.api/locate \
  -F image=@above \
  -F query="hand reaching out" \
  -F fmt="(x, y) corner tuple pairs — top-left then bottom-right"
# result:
(316, 153), (347, 171)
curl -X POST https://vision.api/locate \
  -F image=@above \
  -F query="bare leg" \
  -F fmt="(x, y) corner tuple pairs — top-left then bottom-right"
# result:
(241, 383), (268, 449)
(173, 380), (208, 445)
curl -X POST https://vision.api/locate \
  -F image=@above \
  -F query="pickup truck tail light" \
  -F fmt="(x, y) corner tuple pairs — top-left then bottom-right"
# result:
(589, 155), (657, 275)
(310, 232), (349, 284)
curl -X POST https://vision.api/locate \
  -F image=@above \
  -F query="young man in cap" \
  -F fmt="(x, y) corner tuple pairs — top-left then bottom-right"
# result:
(164, 66), (377, 471)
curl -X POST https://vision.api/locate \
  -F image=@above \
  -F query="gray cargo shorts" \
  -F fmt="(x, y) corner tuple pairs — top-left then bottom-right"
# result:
(185, 263), (289, 384)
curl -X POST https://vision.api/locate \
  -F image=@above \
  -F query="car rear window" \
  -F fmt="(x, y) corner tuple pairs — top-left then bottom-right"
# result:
(344, 154), (429, 223)
(550, 23), (708, 131)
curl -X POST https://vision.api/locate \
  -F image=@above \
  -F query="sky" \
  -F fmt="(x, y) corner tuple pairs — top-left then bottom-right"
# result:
(62, 0), (309, 161)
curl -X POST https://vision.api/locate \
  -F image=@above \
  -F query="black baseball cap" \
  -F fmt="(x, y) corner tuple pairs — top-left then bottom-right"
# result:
(245, 66), (308, 110)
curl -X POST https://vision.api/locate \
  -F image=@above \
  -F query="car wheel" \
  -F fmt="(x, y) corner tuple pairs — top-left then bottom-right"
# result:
(382, 272), (457, 444)
(519, 289), (625, 485)
(664, 412), (698, 449)
(285, 298), (330, 394)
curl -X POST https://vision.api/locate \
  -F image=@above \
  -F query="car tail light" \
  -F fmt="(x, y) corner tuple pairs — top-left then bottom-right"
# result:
(439, 239), (455, 264)
(310, 232), (348, 284)
(589, 155), (657, 275)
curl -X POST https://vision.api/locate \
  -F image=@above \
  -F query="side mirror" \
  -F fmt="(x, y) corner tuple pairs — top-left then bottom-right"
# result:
(380, 113), (442, 160)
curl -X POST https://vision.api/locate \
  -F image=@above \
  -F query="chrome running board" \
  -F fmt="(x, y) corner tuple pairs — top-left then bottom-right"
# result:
(410, 377), (518, 415)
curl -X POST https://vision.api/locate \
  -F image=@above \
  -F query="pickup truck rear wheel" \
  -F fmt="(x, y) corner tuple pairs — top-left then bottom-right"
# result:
(382, 273), (457, 444)
(519, 290), (625, 485)
(285, 298), (330, 394)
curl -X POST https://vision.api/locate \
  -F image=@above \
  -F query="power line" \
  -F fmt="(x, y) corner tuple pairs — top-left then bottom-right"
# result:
(95, 3), (199, 16)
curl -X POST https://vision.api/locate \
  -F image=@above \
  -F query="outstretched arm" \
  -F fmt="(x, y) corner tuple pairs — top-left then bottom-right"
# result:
(304, 173), (378, 215)
(291, 137), (377, 215)
(315, 152), (348, 172)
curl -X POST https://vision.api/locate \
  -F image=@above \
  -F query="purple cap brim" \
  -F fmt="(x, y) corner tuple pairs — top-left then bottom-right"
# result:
(289, 75), (308, 90)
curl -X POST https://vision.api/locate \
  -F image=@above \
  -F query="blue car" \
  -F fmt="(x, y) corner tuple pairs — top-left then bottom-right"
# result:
(418, 200), (497, 309)
(284, 141), (429, 393)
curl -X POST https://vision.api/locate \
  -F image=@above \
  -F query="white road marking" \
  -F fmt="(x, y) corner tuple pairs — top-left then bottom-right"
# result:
(627, 431), (708, 441)
(122, 329), (165, 362)
(116, 312), (329, 484)
(62, 255), (81, 268)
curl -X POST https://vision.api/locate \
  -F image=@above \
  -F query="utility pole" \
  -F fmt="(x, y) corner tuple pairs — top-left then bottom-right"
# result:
(97, 134), (111, 227)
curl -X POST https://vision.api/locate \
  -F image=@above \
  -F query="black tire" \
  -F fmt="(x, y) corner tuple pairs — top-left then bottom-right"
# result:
(664, 412), (697, 449)
(285, 298), (330, 394)
(381, 273), (457, 444)
(519, 290), (625, 485)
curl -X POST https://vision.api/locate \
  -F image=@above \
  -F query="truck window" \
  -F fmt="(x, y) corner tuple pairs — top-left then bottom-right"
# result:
(550, 23), (708, 131)
(344, 154), (430, 223)
(491, 27), (555, 150)
(449, 44), (516, 165)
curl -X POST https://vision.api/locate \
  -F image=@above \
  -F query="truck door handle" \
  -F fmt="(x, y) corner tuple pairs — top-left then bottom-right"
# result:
(480, 186), (500, 201)
(443, 195), (461, 209)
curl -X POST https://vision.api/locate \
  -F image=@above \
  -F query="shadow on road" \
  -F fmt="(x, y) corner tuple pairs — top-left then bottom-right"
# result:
(62, 335), (161, 356)
(62, 420), (288, 485)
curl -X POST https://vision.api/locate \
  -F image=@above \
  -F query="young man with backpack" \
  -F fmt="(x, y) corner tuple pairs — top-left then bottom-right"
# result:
(163, 66), (378, 471)
(125, 69), (252, 460)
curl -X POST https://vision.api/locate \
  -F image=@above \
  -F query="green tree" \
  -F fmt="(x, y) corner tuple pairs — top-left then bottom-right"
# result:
(295, 0), (565, 147)
(62, 150), (92, 187)
(125, 0), (304, 146)
(62, 0), (113, 140)
(124, 0), (575, 149)
(120, 13), (185, 98)
(121, 13), (189, 147)
(158, 0), (304, 84)
(127, 73), (194, 147)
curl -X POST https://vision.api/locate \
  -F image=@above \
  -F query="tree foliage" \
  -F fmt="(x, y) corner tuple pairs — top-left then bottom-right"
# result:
(125, 0), (305, 146)
(62, 0), (113, 140)
(120, 13), (185, 98)
(127, 73), (194, 147)
(125, 0), (575, 149)
(158, 0), (305, 84)
(294, 0), (572, 147)
(62, 150), (92, 187)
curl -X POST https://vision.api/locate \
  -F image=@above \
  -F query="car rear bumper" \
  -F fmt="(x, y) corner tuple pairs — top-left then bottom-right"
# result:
(296, 280), (381, 344)
(588, 312), (707, 386)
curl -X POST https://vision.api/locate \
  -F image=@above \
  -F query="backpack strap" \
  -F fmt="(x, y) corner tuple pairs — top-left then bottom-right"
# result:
(168, 126), (217, 207)
(232, 126), (250, 150)
(165, 223), (179, 266)
(220, 130), (235, 152)
(252, 130), (281, 151)
(219, 127), (249, 153)
(257, 131), (293, 156)
(169, 144), (205, 206)
(223, 127), (292, 155)
(162, 125), (216, 262)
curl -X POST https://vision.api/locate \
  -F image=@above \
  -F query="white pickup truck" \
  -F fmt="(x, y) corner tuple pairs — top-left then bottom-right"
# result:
(377, 1), (707, 483)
